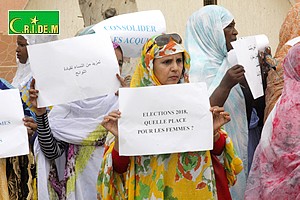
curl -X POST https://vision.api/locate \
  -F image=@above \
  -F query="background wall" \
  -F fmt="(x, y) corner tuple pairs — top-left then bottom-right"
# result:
(25, 0), (84, 39)
(0, 0), (29, 82)
(136, 0), (203, 40)
(219, 0), (292, 51)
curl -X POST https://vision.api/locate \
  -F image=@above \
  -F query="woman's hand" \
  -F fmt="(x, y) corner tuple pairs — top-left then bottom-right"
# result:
(115, 74), (129, 96)
(124, 75), (132, 86)
(101, 110), (121, 138)
(29, 79), (46, 116)
(23, 117), (37, 137)
(258, 46), (276, 75)
(220, 65), (245, 90)
(258, 46), (277, 89)
(101, 110), (121, 151)
(210, 106), (231, 132)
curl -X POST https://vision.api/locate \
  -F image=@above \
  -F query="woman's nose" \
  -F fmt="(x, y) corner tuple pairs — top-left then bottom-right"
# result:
(171, 62), (180, 71)
(233, 27), (238, 35)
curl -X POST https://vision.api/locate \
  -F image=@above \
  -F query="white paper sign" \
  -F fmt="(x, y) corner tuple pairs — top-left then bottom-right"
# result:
(231, 34), (269, 99)
(118, 83), (213, 156)
(28, 30), (120, 108)
(0, 89), (29, 158)
(92, 10), (166, 58)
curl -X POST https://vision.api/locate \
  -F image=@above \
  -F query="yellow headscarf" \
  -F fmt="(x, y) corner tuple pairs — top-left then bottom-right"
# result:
(130, 34), (190, 87)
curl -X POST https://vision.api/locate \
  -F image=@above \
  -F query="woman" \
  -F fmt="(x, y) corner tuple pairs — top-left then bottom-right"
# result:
(14, 35), (58, 111)
(245, 44), (300, 199)
(264, 2), (300, 121)
(97, 33), (243, 199)
(185, 5), (249, 199)
(0, 78), (36, 200)
(29, 42), (125, 200)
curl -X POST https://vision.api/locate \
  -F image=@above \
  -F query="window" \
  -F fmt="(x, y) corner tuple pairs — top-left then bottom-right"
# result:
(204, 0), (217, 5)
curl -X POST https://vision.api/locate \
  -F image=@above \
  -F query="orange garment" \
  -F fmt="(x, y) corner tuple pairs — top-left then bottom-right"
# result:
(264, 3), (300, 121)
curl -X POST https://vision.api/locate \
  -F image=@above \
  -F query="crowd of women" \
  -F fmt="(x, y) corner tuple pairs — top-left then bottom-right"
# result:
(1, 3), (299, 200)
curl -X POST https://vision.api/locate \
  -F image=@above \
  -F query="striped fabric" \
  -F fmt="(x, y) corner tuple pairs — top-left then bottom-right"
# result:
(36, 113), (66, 160)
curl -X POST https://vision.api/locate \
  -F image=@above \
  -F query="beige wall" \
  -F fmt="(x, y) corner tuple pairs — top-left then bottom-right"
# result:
(219, 0), (291, 51)
(25, 0), (84, 39)
(78, 0), (138, 26)
(137, 0), (291, 51)
(136, 0), (203, 41)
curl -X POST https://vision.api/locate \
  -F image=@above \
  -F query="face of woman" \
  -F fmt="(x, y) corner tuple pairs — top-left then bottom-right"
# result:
(114, 48), (123, 73)
(153, 52), (183, 85)
(223, 20), (238, 52)
(16, 35), (28, 64)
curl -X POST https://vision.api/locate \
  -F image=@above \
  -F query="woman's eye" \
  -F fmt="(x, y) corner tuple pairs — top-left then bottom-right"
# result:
(176, 59), (183, 63)
(163, 60), (171, 65)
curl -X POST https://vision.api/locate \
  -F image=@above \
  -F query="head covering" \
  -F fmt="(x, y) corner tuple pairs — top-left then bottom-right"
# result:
(130, 34), (190, 87)
(12, 35), (58, 89)
(184, 5), (233, 88)
(75, 25), (95, 36)
(246, 44), (300, 199)
(264, 2), (300, 120)
(185, 5), (248, 199)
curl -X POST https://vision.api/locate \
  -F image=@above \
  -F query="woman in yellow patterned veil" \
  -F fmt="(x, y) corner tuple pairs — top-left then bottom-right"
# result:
(97, 33), (243, 200)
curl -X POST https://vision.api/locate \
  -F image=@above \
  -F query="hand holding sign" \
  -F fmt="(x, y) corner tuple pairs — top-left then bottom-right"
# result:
(101, 110), (121, 151)
(29, 79), (47, 116)
(23, 117), (37, 137)
(220, 65), (245, 90)
(210, 106), (231, 141)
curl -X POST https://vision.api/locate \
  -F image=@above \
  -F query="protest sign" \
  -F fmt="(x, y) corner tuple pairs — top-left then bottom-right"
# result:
(118, 83), (213, 156)
(0, 89), (29, 158)
(231, 34), (269, 99)
(28, 30), (120, 107)
(92, 10), (166, 58)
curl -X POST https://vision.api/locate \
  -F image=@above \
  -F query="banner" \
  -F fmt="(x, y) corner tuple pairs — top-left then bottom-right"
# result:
(92, 10), (166, 58)
(118, 83), (213, 156)
(0, 89), (29, 158)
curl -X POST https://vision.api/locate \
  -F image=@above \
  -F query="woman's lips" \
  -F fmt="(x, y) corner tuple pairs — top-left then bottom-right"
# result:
(169, 76), (179, 80)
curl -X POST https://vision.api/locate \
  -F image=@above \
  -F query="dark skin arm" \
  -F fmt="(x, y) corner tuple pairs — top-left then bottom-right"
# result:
(210, 64), (245, 106)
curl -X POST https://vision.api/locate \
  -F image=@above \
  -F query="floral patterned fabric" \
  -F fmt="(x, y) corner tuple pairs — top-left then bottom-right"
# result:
(130, 35), (190, 87)
(245, 44), (300, 199)
(97, 35), (218, 199)
(264, 2), (300, 121)
(221, 130), (243, 187)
